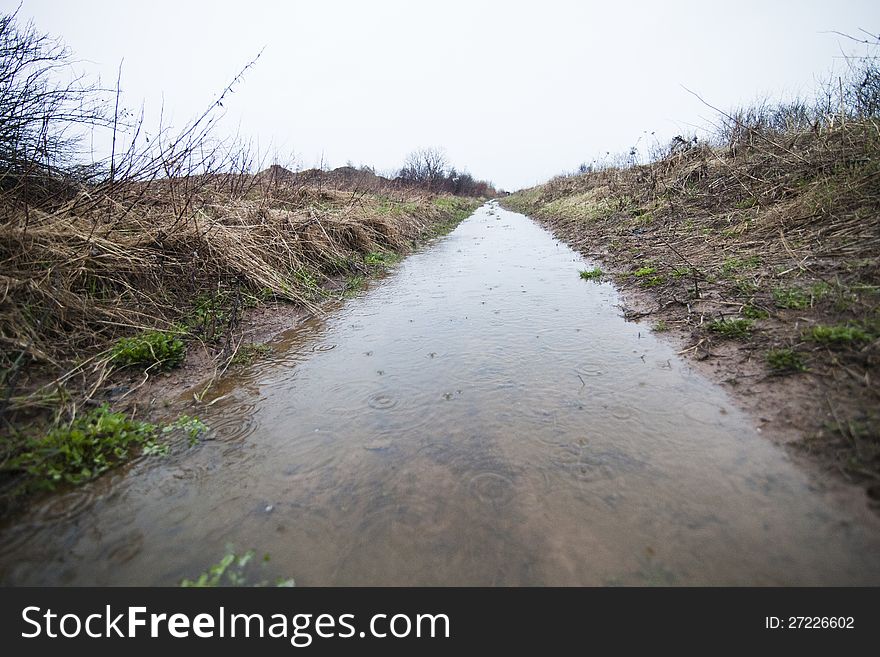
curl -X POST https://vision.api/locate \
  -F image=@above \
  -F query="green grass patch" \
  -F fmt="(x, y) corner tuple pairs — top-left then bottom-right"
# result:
(640, 275), (665, 287)
(732, 278), (758, 297)
(292, 269), (321, 293)
(633, 266), (665, 287)
(4, 408), (209, 497)
(579, 267), (603, 281)
(426, 217), (463, 238)
(6, 405), (160, 490)
(772, 283), (831, 310)
(365, 251), (401, 267)
(766, 348), (807, 373)
(633, 266), (664, 286)
(807, 324), (872, 346)
(432, 196), (460, 211)
(424, 198), (478, 237)
(632, 208), (653, 225)
(344, 275), (366, 297)
(707, 318), (754, 339)
(375, 198), (422, 217)
(109, 330), (184, 370)
(773, 286), (810, 309)
(742, 304), (770, 319)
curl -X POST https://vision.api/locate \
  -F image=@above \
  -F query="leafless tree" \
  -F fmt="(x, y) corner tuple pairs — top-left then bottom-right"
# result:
(0, 6), (113, 202)
(398, 147), (448, 191)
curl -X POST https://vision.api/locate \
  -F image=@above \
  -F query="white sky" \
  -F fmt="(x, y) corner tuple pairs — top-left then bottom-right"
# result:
(15, 0), (880, 190)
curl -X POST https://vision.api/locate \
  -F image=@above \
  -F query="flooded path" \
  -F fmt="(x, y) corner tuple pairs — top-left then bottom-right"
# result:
(2, 202), (880, 585)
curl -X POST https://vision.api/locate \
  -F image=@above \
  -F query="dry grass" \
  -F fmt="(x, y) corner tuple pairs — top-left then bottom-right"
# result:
(0, 8), (487, 514)
(0, 168), (478, 513)
(0, 171), (477, 424)
(504, 116), (880, 494)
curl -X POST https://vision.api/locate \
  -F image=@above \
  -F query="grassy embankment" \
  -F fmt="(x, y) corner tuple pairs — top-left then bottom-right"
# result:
(504, 74), (880, 502)
(0, 169), (479, 513)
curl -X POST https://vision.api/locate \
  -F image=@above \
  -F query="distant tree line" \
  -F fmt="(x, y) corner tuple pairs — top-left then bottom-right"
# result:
(396, 147), (496, 197)
(0, 6), (499, 208)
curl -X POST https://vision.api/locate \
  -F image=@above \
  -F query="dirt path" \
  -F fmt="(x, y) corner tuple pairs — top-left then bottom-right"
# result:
(3, 202), (879, 586)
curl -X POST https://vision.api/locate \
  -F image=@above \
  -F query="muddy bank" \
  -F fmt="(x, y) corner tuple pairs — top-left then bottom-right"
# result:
(0, 187), (479, 516)
(101, 301), (312, 419)
(500, 124), (880, 512)
(109, 266), (397, 421)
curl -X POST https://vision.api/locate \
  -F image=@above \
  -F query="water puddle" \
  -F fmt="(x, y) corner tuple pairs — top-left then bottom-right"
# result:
(2, 202), (879, 585)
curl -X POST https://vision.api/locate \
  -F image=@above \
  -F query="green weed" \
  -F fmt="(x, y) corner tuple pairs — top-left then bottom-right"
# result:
(7, 405), (160, 490)
(772, 283), (830, 310)
(772, 286), (810, 309)
(4, 409), (209, 495)
(323, 256), (357, 274)
(641, 275), (665, 287)
(633, 266), (664, 286)
(109, 331), (184, 370)
(293, 269), (320, 292)
(632, 209), (653, 225)
(163, 415), (209, 447)
(365, 251), (400, 267)
(344, 275), (366, 296)
(579, 267), (603, 281)
(807, 324), (872, 346)
(732, 278), (759, 297)
(541, 193), (617, 223)
(766, 348), (807, 373)
(707, 318), (754, 339)
(742, 305), (770, 319)
(188, 289), (262, 337)
(180, 548), (295, 587)
(376, 199), (422, 217)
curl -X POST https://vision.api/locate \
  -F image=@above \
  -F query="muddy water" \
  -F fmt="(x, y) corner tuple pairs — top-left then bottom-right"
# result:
(3, 202), (880, 585)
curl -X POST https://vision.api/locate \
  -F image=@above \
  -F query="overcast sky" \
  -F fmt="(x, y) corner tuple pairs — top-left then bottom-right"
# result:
(16, 0), (880, 190)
